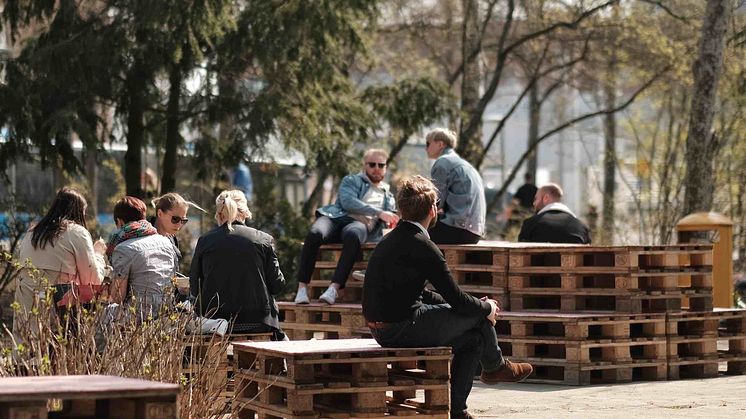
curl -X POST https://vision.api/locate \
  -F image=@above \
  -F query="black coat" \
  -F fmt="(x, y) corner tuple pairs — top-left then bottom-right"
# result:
(518, 210), (592, 244)
(189, 221), (285, 327)
(363, 221), (491, 323)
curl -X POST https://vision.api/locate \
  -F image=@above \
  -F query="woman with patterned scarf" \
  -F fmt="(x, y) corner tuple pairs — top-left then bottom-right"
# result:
(107, 196), (178, 321)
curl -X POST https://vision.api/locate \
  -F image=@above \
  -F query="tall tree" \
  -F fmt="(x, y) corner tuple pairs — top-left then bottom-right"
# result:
(683, 0), (730, 214)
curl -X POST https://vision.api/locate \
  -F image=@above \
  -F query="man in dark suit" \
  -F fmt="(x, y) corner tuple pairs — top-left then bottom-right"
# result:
(363, 175), (532, 419)
(518, 183), (591, 244)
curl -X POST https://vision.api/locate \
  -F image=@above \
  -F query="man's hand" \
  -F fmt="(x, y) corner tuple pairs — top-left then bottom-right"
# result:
(379, 211), (400, 227)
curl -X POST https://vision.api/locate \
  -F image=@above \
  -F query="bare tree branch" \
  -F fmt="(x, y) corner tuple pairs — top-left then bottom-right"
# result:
(485, 66), (669, 214)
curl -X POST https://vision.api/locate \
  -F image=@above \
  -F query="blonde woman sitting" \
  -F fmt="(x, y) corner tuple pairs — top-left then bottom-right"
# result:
(189, 190), (287, 340)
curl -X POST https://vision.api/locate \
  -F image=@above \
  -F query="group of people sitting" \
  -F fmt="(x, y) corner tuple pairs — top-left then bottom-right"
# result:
(13, 187), (287, 345)
(12, 127), (592, 419)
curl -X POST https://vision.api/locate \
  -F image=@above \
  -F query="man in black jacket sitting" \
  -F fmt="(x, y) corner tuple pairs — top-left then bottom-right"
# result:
(518, 183), (592, 244)
(363, 175), (532, 419)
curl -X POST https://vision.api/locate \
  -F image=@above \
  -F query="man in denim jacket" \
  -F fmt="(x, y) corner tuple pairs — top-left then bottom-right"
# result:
(425, 128), (486, 244)
(294, 149), (399, 305)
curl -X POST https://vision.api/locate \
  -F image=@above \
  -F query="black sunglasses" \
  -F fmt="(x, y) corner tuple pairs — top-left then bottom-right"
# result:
(366, 162), (387, 169)
(170, 215), (189, 225)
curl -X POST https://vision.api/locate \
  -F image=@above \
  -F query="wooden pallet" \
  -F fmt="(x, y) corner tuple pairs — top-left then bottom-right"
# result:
(500, 337), (666, 364)
(495, 312), (666, 341)
(516, 360), (667, 386)
(509, 290), (682, 313)
(507, 244), (712, 274)
(233, 339), (450, 419)
(667, 359), (719, 379)
(278, 302), (370, 340)
(713, 309), (746, 375)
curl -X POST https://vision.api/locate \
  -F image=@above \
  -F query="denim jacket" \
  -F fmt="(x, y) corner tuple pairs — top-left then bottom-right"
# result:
(431, 148), (486, 237)
(316, 172), (396, 240)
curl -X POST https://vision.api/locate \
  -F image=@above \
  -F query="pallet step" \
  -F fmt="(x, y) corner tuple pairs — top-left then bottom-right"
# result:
(495, 312), (666, 341)
(500, 337), (666, 364)
(509, 291), (683, 313)
(518, 360), (667, 385)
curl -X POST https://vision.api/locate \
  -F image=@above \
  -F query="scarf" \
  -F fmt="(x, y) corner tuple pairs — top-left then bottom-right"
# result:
(106, 220), (158, 258)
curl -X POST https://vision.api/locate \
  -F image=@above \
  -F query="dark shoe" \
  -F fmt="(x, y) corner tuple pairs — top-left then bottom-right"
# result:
(451, 411), (475, 419)
(480, 359), (533, 384)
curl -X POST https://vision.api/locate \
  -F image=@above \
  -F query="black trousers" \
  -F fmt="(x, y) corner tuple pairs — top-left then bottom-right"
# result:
(428, 221), (481, 244)
(296, 216), (368, 289)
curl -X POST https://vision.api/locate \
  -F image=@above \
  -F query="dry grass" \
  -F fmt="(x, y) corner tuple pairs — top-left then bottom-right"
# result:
(0, 270), (251, 418)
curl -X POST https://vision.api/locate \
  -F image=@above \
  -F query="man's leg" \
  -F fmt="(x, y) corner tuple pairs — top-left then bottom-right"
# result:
(429, 221), (481, 244)
(331, 220), (368, 289)
(381, 304), (504, 414)
(296, 216), (340, 284)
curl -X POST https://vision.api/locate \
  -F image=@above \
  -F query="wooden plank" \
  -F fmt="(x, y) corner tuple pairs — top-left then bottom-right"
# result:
(0, 375), (178, 403)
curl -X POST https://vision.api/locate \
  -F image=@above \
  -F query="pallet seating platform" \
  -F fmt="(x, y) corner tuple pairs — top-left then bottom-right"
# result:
(233, 339), (450, 418)
(278, 302), (370, 340)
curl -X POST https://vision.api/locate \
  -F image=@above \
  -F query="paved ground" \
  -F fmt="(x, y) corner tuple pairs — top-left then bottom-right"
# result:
(467, 376), (746, 418)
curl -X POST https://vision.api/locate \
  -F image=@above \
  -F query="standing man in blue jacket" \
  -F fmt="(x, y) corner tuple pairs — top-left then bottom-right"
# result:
(425, 128), (486, 244)
(295, 149), (399, 305)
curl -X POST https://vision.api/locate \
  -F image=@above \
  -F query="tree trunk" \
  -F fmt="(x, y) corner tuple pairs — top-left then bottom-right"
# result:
(601, 47), (617, 245)
(457, 0), (483, 164)
(161, 62), (183, 194)
(301, 170), (329, 219)
(125, 63), (147, 199)
(683, 0), (730, 215)
(526, 83), (540, 179)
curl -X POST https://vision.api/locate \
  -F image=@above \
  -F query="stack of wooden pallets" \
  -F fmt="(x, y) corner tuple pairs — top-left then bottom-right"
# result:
(506, 244), (713, 313)
(282, 241), (746, 385)
(233, 339), (450, 418)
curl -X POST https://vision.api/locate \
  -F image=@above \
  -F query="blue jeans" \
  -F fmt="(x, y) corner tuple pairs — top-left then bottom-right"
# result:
(369, 304), (505, 414)
(297, 216), (368, 288)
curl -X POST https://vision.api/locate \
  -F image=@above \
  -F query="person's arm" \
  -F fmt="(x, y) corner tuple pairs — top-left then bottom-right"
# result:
(337, 175), (383, 216)
(109, 247), (131, 304)
(189, 238), (204, 298)
(430, 161), (449, 212)
(69, 224), (105, 287)
(422, 288), (446, 305)
(263, 236), (286, 296)
(420, 241), (491, 317)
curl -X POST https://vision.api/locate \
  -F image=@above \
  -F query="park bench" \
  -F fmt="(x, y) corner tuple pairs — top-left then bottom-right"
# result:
(232, 339), (450, 418)
(0, 374), (178, 418)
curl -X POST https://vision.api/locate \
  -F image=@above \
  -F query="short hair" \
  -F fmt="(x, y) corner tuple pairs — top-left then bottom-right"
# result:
(397, 175), (438, 222)
(363, 148), (389, 162)
(215, 190), (252, 231)
(114, 196), (148, 223)
(540, 183), (563, 201)
(426, 128), (458, 149)
(152, 192), (189, 213)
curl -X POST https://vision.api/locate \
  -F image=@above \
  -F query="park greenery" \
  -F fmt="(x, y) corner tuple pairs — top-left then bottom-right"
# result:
(0, 0), (745, 276)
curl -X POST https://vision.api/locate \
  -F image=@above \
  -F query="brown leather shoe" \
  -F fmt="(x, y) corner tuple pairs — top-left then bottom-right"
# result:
(480, 359), (533, 384)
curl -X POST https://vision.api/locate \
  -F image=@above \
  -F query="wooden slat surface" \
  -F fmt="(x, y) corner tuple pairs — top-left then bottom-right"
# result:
(0, 375), (179, 402)
(233, 339), (449, 357)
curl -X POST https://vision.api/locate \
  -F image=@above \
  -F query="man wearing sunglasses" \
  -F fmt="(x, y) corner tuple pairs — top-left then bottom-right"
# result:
(425, 128), (486, 244)
(295, 148), (399, 305)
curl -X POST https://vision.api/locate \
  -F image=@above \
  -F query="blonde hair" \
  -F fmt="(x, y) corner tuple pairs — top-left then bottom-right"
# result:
(215, 190), (252, 231)
(426, 128), (458, 149)
(152, 192), (206, 213)
(363, 148), (389, 162)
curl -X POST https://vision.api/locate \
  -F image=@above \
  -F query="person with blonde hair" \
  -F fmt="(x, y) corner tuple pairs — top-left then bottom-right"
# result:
(425, 128), (486, 244)
(294, 148), (399, 305)
(189, 190), (286, 339)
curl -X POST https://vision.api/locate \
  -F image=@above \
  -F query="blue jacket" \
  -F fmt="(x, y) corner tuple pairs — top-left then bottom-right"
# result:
(316, 172), (396, 241)
(431, 148), (486, 237)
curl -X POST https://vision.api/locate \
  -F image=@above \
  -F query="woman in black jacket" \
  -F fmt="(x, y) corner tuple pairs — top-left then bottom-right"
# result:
(189, 190), (286, 340)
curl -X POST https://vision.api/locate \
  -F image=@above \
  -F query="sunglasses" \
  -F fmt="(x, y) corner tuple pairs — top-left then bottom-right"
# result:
(170, 215), (189, 225)
(366, 162), (387, 169)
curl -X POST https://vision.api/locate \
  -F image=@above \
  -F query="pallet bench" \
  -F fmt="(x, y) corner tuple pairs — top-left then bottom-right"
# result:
(278, 302), (371, 340)
(0, 375), (178, 418)
(233, 339), (450, 418)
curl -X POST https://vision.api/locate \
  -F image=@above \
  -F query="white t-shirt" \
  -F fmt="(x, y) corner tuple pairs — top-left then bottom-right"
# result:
(350, 185), (386, 231)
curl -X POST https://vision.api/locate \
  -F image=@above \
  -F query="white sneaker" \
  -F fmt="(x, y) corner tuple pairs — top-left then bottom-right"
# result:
(351, 270), (366, 281)
(294, 287), (310, 304)
(319, 286), (338, 305)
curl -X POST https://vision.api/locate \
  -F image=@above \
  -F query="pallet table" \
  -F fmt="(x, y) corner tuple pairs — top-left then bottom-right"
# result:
(233, 339), (450, 418)
(0, 375), (178, 418)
